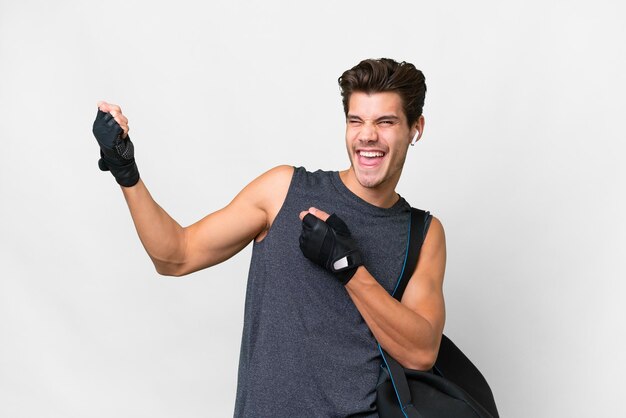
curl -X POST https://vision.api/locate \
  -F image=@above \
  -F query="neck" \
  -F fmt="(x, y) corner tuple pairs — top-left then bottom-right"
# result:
(339, 168), (400, 208)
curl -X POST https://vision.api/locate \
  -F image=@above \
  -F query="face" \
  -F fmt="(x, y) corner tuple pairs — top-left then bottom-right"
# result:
(345, 91), (421, 191)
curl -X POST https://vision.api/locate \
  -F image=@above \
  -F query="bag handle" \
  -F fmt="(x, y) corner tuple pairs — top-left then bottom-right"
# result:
(378, 208), (431, 418)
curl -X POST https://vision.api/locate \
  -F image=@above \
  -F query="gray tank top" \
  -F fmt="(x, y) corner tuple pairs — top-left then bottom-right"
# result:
(234, 167), (413, 417)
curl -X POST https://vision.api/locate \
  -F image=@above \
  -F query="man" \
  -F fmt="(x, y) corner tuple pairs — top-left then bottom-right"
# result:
(92, 58), (446, 417)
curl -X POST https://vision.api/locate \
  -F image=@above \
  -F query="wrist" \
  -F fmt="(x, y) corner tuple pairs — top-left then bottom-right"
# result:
(344, 265), (370, 289)
(99, 146), (140, 187)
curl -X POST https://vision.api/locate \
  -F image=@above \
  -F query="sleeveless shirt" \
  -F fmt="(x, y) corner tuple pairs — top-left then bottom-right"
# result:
(234, 167), (413, 417)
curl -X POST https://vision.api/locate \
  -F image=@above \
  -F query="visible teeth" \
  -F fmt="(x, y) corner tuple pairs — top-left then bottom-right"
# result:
(360, 151), (384, 157)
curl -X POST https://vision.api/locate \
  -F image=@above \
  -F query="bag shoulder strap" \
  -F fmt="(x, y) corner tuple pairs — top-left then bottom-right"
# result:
(392, 208), (431, 301)
(377, 208), (431, 417)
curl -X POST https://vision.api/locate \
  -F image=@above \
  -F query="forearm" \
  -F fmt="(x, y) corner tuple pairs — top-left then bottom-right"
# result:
(121, 179), (187, 275)
(346, 267), (440, 370)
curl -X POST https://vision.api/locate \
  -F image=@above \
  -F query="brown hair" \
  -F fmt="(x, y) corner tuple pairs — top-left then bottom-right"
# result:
(338, 58), (427, 126)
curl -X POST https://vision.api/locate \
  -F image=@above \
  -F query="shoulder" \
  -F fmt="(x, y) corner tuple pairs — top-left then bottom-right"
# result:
(401, 215), (447, 306)
(255, 164), (295, 186)
(419, 215), (446, 270)
(242, 165), (294, 190)
(427, 216), (445, 240)
(237, 165), (294, 204)
(424, 215), (446, 252)
(254, 166), (333, 193)
(235, 165), (295, 230)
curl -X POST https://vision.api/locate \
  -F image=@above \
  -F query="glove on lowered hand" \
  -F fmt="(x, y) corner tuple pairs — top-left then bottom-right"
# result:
(299, 213), (364, 285)
(92, 110), (140, 187)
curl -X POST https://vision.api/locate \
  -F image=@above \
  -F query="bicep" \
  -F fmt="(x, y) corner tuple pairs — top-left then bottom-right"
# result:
(401, 216), (447, 339)
(179, 165), (293, 275)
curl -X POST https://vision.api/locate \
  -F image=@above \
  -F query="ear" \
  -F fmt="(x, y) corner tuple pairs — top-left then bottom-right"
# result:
(410, 115), (425, 146)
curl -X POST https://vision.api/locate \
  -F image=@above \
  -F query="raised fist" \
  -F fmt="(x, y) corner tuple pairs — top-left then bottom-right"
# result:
(92, 102), (139, 187)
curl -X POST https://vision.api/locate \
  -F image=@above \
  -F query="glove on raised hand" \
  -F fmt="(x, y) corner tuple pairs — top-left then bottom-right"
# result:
(92, 110), (140, 187)
(299, 213), (364, 285)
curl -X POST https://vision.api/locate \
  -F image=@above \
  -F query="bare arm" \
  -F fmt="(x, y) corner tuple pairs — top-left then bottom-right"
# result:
(121, 166), (294, 277)
(298, 207), (446, 370)
(120, 180), (187, 275)
(345, 217), (446, 370)
(95, 101), (294, 277)
(123, 166), (293, 276)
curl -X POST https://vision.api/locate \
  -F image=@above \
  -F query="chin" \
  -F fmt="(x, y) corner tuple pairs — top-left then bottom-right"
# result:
(355, 170), (385, 189)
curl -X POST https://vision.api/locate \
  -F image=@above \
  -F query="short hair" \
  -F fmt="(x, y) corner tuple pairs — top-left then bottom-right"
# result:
(338, 58), (427, 126)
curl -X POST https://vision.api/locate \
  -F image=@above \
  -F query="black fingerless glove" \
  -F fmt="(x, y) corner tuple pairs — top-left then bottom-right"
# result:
(299, 213), (364, 285)
(92, 110), (140, 187)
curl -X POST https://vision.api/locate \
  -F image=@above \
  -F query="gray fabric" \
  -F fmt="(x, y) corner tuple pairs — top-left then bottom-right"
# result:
(234, 167), (414, 418)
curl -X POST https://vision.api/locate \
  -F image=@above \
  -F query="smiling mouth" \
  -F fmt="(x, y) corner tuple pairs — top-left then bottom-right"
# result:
(359, 150), (385, 158)
(357, 150), (386, 167)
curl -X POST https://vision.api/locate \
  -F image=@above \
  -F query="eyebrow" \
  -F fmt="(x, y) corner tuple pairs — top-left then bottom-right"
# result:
(347, 114), (401, 122)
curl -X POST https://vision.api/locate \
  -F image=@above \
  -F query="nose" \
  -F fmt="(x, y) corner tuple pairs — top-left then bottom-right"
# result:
(359, 121), (378, 143)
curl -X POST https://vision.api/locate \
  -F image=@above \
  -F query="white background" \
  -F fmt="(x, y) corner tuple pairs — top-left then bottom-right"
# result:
(1, 1), (625, 417)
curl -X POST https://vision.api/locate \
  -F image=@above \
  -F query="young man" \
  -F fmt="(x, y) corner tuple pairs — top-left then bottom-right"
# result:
(92, 58), (446, 417)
